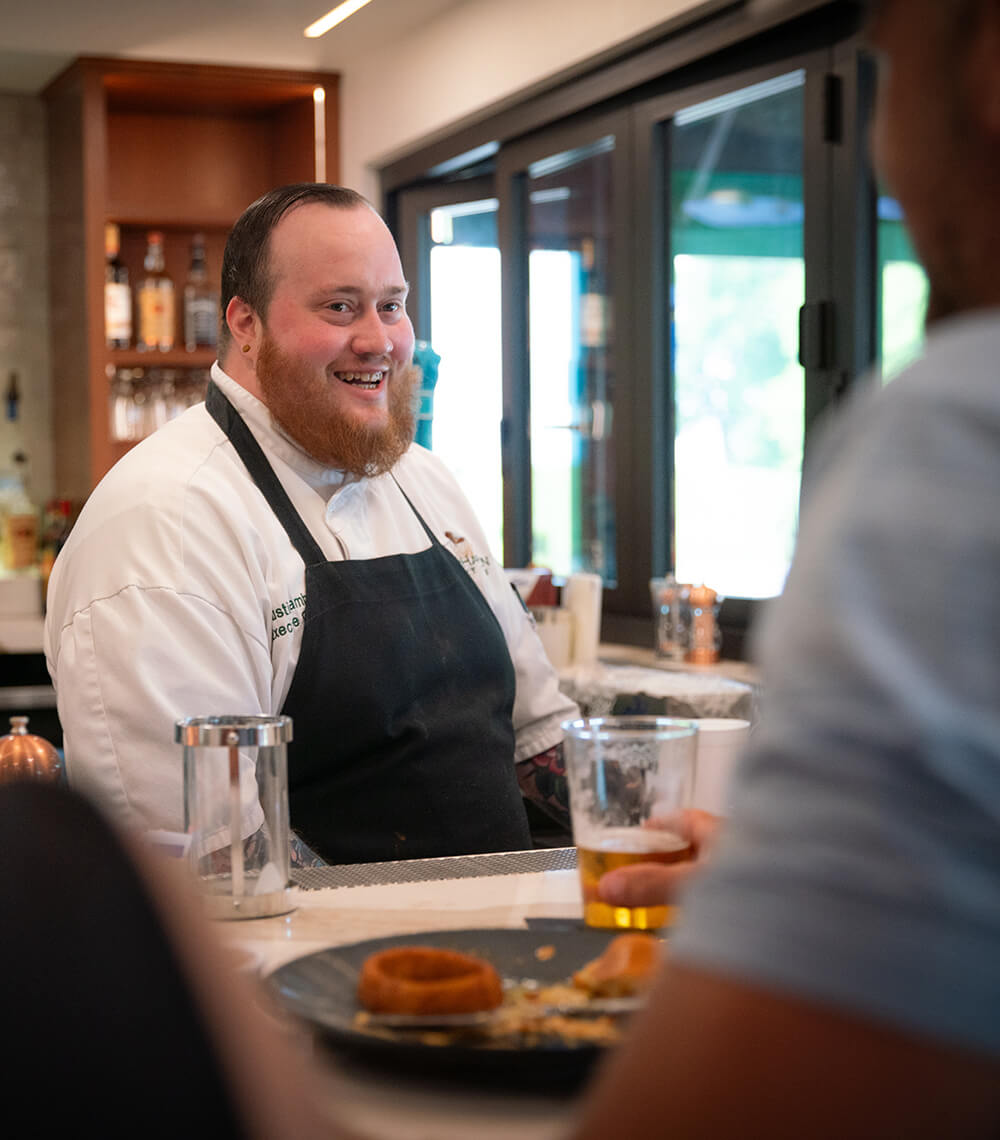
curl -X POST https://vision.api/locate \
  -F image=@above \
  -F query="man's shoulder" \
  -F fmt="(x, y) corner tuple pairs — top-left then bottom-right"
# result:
(93, 402), (218, 481)
(888, 308), (1000, 411)
(807, 309), (1000, 495)
(871, 312), (1000, 484)
(48, 406), (275, 618)
(82, 404), (260, 522)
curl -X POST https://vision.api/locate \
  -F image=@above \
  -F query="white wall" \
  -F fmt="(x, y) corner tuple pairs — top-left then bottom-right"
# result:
(338, 0), (704, 197)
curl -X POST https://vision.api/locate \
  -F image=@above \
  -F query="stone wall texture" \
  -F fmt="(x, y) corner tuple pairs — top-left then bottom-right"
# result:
(0, 94), (53, 505)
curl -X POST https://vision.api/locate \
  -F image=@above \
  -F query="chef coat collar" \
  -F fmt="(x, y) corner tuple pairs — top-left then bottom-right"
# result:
(210, 363), (366, 500)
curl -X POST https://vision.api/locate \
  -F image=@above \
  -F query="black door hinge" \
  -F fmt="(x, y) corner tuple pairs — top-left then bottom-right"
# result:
(798, 301), (836, 371)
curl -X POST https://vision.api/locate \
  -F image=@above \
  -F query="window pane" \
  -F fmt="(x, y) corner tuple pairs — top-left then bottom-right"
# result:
(426, 200), (503, 556)
(878, 192), (928, 382)
(669, 72), (805, 599)
(527, 137), (616, 582)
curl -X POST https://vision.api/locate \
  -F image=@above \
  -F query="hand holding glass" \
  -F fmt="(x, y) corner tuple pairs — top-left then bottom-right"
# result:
(563, 716), (697, 930)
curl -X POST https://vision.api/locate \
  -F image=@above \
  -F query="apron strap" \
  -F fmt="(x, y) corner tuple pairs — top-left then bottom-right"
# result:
(206, 381), (326, 567)
(390, 474), (441, 548)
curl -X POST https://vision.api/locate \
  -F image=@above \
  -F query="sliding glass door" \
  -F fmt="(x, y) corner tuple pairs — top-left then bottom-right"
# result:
(396, 180), (504, 557)
(633, 52), (845, 605)
(668, 71), (807, 598)
(526, 136), (617, 581)
(498, 111), (630, 584)
(387, 13), (881, 641)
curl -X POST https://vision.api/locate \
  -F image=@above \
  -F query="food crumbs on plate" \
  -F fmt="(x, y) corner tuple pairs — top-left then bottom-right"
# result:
(534, 944), (556, 961)
(572, 932), (661, 998)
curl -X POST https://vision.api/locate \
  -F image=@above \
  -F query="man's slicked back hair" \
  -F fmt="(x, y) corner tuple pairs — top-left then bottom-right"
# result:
(219, 182), (372, 350)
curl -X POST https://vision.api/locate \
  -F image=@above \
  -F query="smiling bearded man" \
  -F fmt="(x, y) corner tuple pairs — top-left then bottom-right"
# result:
(256, 334), (420, 477)
(45, 181), (579, 876)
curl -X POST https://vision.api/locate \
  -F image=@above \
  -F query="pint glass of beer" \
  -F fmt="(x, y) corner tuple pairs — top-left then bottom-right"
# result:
(563, 716), (697, 930)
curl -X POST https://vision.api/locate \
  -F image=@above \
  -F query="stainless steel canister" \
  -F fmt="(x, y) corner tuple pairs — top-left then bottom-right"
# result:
(176, 715), (294, 920)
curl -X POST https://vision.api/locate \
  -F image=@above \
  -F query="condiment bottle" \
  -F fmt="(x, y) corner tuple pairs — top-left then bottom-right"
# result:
(651, 574), (686, 661)
(684, 584), (722, 665)
(0, 716), (62, 784)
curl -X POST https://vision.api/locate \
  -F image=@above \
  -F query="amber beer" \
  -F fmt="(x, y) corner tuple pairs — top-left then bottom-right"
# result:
(578, 827), (693, 930)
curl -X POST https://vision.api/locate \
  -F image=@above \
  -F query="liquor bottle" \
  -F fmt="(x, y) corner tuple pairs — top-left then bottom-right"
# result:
(104, 223), (132, 349)
(183, 233), (218, 351)
(0, 451), (38, 572)
(136, 231), (175, 352)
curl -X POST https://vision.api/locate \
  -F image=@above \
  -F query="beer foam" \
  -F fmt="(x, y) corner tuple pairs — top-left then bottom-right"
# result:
(589, 827), (689, 855)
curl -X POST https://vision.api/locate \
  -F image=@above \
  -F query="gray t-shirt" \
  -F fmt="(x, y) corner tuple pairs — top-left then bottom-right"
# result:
(671, 309), (1000, 1057)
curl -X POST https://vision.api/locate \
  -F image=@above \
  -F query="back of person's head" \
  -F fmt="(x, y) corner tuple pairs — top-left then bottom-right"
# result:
(219, 183), (373, 352)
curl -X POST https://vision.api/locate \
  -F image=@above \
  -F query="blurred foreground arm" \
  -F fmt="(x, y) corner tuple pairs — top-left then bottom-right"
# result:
(570, 962), (1000, 1140)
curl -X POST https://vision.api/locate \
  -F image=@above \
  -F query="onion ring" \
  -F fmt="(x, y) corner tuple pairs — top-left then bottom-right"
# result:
(357, 946), (504, 1015)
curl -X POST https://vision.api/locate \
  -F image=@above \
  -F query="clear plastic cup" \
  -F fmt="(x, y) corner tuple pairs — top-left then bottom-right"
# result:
(563, 715), (697, 930)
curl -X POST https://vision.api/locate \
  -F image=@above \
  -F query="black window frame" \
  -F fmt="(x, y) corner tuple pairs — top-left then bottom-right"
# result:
(383, 0), (875, 655)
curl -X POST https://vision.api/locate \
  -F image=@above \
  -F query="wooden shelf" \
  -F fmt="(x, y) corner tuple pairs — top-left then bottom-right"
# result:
(109, 349), (216, 370)
(43, 57), (340, 499)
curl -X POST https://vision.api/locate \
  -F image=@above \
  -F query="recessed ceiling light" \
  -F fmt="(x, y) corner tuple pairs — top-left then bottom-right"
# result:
(304, 0), (375, 39)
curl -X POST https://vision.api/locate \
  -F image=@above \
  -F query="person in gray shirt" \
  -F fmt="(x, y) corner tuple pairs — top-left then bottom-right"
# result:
(575, 1), (1000, 1135)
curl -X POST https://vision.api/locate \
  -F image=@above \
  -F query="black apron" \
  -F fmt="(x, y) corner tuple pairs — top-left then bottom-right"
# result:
(206, 383), (532, 863)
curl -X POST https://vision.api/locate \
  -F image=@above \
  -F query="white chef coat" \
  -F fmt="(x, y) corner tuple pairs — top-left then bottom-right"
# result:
(44, 365), (577, 836)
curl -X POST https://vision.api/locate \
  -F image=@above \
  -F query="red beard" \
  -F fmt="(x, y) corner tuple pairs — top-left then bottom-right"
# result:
(256, 338), (419, 477)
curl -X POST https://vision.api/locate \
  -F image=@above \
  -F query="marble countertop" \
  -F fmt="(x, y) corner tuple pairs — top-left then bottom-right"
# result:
(595, 643), (760, 687)
(559, 647), (760, 723)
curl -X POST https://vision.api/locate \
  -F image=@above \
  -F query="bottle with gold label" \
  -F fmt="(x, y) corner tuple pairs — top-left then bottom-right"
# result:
(136, 231), (175, 352)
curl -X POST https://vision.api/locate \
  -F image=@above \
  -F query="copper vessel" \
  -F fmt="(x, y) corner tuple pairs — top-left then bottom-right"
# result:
(0, 715), (62, 784)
